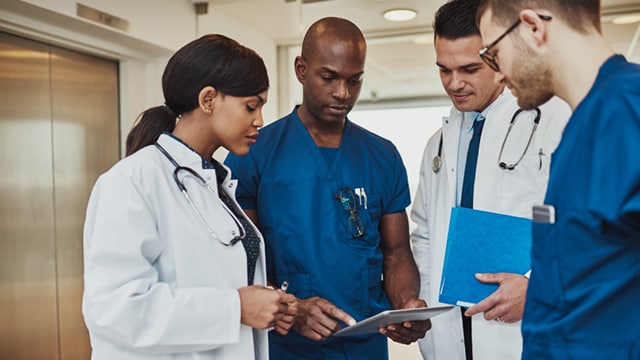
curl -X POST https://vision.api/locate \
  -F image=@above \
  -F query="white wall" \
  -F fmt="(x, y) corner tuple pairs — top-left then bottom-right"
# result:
(0, 0), (279, 158)
(349, 106), (450, 203)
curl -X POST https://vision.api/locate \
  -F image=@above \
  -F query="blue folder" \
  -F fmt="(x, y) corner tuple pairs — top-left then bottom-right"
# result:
(439, 207), (532, 307)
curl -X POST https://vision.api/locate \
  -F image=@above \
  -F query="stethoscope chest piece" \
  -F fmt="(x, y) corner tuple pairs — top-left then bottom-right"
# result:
(432, 132), (444, 173)
(432, 155), (442, 173)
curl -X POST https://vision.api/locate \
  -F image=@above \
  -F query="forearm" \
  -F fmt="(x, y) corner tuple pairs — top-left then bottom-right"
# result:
(383, 248), (421, 309)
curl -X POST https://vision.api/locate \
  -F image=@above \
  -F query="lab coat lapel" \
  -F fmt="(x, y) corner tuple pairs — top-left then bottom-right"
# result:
(442, 109), (463, 207)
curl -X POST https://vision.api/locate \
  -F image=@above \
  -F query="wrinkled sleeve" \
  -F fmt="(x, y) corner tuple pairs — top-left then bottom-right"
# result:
(82, 169), (241, 354)
(410, 131), (441, 301)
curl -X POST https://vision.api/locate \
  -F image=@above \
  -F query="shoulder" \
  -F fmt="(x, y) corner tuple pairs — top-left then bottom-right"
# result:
(487, 90), (520, 120)
(347, 120), (399, 154)
(260, 117), (289, 132)
(579, 57), (640, 123)
(596, 57), (640, 102)
(98, 146), (163, 188)
(247, 113), (295, 151)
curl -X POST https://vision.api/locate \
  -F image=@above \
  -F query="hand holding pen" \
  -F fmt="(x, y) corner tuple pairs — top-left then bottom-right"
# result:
(238, 284), (296, 331)
(273, 281), (298, 336)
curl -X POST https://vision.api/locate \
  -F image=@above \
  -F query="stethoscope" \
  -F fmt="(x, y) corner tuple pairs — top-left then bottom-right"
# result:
(498, 107), (540, 170)
(432, 107), (541, 173)
(155, 142), (246, 246)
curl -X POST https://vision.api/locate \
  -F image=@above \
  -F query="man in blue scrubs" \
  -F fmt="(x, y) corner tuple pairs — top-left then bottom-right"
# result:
(477, 1), (640, 359)
(225, 17), (430, 359)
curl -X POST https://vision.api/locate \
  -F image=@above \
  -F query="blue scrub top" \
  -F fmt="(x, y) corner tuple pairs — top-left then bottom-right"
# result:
(523, 55), (640, 359)
(225, 108), (411, 359)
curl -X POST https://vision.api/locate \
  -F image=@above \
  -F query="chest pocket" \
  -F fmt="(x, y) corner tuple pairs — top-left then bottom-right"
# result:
(334, 186), (381, 250)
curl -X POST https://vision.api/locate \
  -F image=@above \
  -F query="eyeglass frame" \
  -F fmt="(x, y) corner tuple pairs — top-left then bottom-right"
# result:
(479, 14), (552, 72)
(498, 107), (541, 170)
(334, 187), (365, 238)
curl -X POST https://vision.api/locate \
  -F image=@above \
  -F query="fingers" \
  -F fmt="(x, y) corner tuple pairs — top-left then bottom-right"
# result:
(465, 296), (495, 317)
(294, 297), (355, 341)
(381, 320), (431, 344)
(280, 292), (297, 305)
(474, 272), (503, 284)
(402, 297), (428, 309)
(239, 285), (298, 330)
(328, 304), (356, 327)
(274, 313), (297, 335)
(465, 273), (528, 322)
(381, 298), (431, 345)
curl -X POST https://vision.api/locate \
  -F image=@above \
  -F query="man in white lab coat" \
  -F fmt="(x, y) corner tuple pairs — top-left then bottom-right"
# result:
(410, 0), (570, 359)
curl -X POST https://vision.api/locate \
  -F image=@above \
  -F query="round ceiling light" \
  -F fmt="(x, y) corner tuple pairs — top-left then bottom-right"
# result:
(383, 8), (417, 22)
(612, 14), (640, 24)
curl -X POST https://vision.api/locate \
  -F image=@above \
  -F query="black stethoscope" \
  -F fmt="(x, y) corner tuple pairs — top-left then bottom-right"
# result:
(432, 107), (541, 173)
(155, 142), (246, 246)
(498, 108), (541, 170)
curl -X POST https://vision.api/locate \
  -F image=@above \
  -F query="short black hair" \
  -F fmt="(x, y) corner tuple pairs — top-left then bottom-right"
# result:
(434, 0), (482, 40)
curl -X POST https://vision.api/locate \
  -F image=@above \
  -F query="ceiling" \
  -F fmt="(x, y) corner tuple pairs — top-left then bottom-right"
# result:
(207, 0), (640, 105)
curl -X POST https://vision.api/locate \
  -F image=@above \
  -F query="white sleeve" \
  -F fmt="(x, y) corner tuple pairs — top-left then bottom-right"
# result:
(410, 130), (441, 302)
(82, 167), (242, 354)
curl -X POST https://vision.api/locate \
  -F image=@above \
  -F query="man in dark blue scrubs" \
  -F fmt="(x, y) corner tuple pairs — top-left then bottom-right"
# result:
(226, 16), (430, 359)
(477, 1), (640, 359)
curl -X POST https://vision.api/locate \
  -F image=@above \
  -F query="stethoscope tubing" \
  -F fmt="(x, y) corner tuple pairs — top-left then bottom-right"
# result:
(432, 107), (541, 173)
(154, 142), (245, 246)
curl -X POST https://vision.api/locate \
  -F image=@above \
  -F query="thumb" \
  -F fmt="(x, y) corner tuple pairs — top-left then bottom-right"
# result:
(475, 272), (501, 284)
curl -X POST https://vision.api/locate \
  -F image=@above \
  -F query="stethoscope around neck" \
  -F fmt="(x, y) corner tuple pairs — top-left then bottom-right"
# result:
(154, 142), (246, 246)
(432, 107), (541, 173)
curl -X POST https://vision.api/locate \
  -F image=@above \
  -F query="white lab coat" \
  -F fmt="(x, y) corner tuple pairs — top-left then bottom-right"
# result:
(411, 90), (570, 360)
(82, 134), (268, 360)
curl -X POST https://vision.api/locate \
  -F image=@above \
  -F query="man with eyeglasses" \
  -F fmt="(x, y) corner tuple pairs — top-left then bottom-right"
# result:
(225, 16), (430, 359)
(410, 0), (570, 359)
(477, 1), (640, 359)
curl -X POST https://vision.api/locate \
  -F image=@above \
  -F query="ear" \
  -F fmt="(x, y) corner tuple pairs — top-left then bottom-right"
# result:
(198, 86), (217, 115)
(519, 9), (549, 48)
(493, 71), (506, 84)
(294, 56), (307, 84)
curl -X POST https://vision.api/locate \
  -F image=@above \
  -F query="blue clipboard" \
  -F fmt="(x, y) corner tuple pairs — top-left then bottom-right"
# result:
(439, 207), (532, 307)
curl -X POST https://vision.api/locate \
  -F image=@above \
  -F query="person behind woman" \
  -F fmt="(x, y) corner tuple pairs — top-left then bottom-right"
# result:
(82, 34), (297, 360)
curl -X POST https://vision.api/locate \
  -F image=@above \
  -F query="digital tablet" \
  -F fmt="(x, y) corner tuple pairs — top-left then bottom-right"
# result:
(333, 305), (454, 337)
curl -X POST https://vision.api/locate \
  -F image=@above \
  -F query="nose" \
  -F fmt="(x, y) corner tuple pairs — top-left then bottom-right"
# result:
(254, 111), (264, 128)
(449, 71), (466, 92)
(332, 80), (351, 101)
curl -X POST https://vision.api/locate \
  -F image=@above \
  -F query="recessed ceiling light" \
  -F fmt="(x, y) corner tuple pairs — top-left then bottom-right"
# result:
(383, 8), (417, 22)
(612, 14), (640, 25)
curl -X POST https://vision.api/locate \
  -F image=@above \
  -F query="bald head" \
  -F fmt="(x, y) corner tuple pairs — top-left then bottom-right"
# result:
(301, 17), (366, 60)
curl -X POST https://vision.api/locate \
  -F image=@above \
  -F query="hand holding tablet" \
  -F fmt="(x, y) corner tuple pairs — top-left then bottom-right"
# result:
(333, 305), (454, 337)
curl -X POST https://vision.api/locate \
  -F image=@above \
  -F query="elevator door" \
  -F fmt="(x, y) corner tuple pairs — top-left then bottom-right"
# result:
(0, 31), (120, 360)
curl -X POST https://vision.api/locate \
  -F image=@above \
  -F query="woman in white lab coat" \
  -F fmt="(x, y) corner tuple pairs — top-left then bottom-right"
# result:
(82, 34), (297, 360)
(411, 88), (570, 359)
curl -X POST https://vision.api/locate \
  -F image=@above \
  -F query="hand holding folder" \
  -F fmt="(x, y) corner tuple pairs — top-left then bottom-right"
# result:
(439, 207), (532, 307)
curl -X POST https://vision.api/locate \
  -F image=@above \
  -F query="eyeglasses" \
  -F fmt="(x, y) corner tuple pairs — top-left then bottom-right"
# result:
(334, 187), (365, 238)
(498, 107), (541, 170)
(479, 14), (552, 72)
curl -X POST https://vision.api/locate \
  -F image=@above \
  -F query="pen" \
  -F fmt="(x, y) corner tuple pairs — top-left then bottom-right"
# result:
(266, 281), (290, 332)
